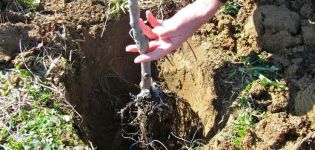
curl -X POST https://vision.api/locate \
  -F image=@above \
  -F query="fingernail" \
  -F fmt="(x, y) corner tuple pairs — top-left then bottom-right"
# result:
(126, 46), (131, 52)
(134, 56), (143, 63)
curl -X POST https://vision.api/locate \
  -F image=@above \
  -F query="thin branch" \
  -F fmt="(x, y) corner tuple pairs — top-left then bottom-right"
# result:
(18, 39), (36, 77)
(186, 41), (197, 61)
(165, 55), (174, 66)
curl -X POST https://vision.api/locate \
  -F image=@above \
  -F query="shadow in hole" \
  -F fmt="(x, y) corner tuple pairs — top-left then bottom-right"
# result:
(205, 0), (315, 141)
(151, 96), (204, 149)
(205, 60), (243, 140)
(63, 14), (142, 149)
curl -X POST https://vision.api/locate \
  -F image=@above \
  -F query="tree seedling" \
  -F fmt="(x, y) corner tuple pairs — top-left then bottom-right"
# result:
(128, 0), (152, 100)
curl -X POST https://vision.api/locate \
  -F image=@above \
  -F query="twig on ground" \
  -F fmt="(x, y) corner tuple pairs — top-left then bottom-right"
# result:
(18, 39), (35, 77)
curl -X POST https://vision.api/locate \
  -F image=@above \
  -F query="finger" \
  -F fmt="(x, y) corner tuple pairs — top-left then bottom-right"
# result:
(139, 19), (158, 39)
(126, 44), (138, 52)
(126, 41), (160, 53)
(146, 11), (161, 27)
(134, 47), (168, 63)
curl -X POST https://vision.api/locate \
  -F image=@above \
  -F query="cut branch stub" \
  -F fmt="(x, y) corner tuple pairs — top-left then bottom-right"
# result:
(128, 0), (152, 98)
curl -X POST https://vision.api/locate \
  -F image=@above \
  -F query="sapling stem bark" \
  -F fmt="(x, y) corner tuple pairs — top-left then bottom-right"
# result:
(128, 0), (152, 97)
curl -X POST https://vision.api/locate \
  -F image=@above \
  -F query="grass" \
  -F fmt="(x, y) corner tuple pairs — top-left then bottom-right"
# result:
(228, 53), (287, 149)
(3, 109), (76, 149)
(107, 0), (128, 20)
(20, 0), (40, 18)
(0, 1), (90, 146)
(0, 64), (86, 149)
(0, 0), (40, 18)
(20, 0), (40, 11)
(238, 53), (286, 89)
(221, 1), (241, 16)
(232, 111), (252, 147)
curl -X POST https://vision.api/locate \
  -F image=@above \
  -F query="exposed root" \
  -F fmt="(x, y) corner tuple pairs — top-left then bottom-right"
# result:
(118, 84), (204, 149)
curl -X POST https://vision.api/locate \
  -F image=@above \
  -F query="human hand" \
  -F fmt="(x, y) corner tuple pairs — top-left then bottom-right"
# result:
(126, 11), (192, 63)
(126, 0), (222, 63)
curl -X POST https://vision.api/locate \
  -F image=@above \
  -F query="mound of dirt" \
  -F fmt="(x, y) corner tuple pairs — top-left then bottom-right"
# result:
(41, 0), (107, 26)
(242, 113), (310, 149)
(0, 23), (39, 62)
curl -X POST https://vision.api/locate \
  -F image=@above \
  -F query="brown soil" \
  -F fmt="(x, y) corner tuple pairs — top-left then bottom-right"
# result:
(0, 0), (314, 149)
(157, 0), (315, 149)
(0, 23), (39, 62)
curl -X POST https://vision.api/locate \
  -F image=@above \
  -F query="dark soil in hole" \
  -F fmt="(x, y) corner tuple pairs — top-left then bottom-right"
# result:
(63, 15), (138, 149)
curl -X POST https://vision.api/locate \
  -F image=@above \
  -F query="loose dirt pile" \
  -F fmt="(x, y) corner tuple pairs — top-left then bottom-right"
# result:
(0, 0), (314, 149)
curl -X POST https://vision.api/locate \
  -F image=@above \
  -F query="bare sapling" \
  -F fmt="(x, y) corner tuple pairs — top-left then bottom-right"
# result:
(128, 0), (152, 99)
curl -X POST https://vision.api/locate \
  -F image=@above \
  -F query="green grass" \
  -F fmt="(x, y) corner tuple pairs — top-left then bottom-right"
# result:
(3, 109), (77, 149)
(108, 0), (128, 20)
(20, 0), (40, 11)
(232, 111), (253, 147)
(0, 65), (85, 149)
(228, 53), (287, 149)
(239, 54), (286, 90)
(0, 0), (40, 14)
(221, 2), (241, 16)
